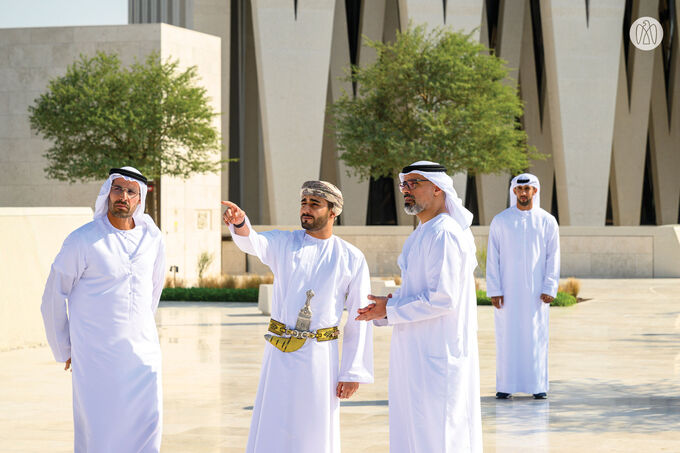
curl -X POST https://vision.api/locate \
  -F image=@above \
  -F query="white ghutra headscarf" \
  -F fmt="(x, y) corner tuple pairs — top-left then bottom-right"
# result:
(399, 160), (477, 269)
(94, 166), (161, 236)
(509, 173), (540, 208)
(399, 160), (474, 231)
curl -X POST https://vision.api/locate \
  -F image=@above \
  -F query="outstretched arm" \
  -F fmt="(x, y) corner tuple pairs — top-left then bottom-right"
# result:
(221, 200), (286, 271)
(381, 232), (467, 325)
(221, 200), (250, 236)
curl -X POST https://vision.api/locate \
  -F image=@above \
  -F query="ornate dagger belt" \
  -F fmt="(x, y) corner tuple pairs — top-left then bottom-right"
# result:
(264, 289), (339, 353)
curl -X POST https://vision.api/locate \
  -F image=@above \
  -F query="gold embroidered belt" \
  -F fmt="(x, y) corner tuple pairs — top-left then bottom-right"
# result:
(265, 319), (339, 353)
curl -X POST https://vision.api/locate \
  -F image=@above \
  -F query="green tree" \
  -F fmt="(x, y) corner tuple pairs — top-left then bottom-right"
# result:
(330, 25), (540, 180)
(28, 51), (223, 224)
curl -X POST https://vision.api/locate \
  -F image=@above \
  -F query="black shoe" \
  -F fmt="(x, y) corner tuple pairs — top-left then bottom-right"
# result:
(533, 392), (547, 399)
(496, 392), (511, 399)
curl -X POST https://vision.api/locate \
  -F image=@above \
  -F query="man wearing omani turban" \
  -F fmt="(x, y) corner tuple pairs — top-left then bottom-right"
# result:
(221, 180), (373, 453)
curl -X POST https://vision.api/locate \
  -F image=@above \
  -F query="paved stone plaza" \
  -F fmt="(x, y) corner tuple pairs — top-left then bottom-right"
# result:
(2, 279), (679, 452)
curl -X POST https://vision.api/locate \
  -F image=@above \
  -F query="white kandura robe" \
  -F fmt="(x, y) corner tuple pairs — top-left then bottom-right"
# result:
(376, 213), (482, 453)
(486, 206), (560, 394)
(230, 218), (374, 453)
(41, 215), (166, 453)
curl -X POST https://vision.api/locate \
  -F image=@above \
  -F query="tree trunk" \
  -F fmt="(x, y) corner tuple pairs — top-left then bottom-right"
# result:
(146, 179), (162, 228)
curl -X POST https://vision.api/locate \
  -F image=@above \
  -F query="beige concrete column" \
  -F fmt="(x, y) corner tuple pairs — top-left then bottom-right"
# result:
(519, 0), (554, 213)
(541, 0), (625, 225)
(525, 106), (555, 215)
(242, 2), (268, 223)
(359, 0), (387, 63)
(392, 179), (411, 226)
(160, 24), (223, 283)
(362, 0), (413, 227)
(129, 0), (226, 204)
(324, 0), (377, 225)
(192, 0), (231, 202)
(320, 76), (341, 189)
(250, 0), (335, 224)
(396, 1), (484, 224)
(649, 10), (680, 225)
(476, 174), (509, 224)
(400, 0), (483, 32)
(610, 1), (657, 225)
(476, 0), (526, 224)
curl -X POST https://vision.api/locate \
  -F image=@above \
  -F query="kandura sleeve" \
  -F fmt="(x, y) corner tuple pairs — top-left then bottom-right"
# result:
(542, 218), (560, 297)
(151, 237), (167, 315)
(386, 230), (465, 325)
(40, 233), (85, 363)
(339, 256), (374, 383)
(229, 216), (287, 270)
(485, 219), (503, 298)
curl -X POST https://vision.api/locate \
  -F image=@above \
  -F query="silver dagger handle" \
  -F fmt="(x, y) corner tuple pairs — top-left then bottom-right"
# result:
(304, 289), (315, 308)
(295, 289), (314, 331)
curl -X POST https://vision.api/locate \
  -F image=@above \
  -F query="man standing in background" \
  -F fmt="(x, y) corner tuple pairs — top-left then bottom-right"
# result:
(486, 173), (560, 400)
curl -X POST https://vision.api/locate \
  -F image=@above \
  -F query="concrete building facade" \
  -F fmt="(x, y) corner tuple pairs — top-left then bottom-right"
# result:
(130, 0), (679, 227)
(0, 24), (223, 284)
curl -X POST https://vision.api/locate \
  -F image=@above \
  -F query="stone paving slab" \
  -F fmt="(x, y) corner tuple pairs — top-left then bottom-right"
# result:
(1, 279), (679, 452)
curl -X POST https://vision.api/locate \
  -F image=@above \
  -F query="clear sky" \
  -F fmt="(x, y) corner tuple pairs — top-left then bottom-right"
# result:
(0, 0), (127, 29)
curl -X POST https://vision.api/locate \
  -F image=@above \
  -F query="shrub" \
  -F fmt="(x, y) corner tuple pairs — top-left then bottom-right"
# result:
(558, 277), (581, 298)
(198, 274), (230, 288)
(160, 286), (577, 306)
(552, 292), (577, 307)
(195, 273), (275, 289)
(474, 290), (576, 307)
(161, 287), (258, 302)
(197, 251), (214, 281)
(477, 290), (492, 305)
(164, 275), (186, 289)
(330, 25), (538, 180)
(476, 247), (487, 277)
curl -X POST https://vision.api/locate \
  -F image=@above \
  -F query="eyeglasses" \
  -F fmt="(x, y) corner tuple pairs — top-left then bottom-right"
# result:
(111, 185), (140, 198)
(398, 179), (430, 191)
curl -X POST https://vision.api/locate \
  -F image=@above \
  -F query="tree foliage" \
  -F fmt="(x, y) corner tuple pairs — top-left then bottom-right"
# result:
(330, 25), (540, 180)
(29, 51), (223, 182)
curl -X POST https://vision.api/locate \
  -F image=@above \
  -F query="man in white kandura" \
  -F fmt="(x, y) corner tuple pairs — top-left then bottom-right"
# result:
(221, 180), (373, 453)
(356, 161), (483, 453)
(486, 173), (560, 400)
(41, 167), (166, 452)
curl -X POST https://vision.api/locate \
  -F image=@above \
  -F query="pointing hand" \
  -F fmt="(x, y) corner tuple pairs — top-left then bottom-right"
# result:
(221, 201), (246, 227)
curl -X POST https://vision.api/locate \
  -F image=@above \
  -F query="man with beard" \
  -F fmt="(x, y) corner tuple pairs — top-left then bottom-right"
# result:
(221, 180), (373, 453)
(356, 161), (483, 453)
(41, 167), (166, 452)
(486, 173), (560, 400)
